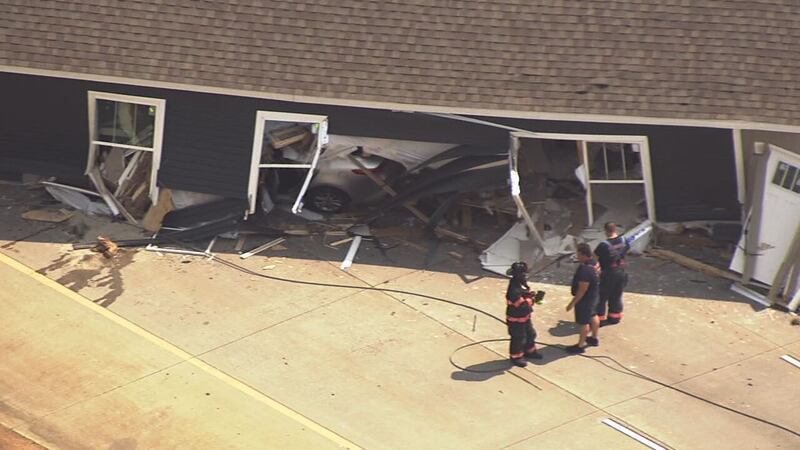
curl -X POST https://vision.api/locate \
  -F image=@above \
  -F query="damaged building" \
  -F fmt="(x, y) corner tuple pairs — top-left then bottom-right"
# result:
(1, 2), (798, 305)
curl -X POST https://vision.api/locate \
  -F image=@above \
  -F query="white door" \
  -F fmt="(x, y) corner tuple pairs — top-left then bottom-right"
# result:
(731, 145), (800, 284)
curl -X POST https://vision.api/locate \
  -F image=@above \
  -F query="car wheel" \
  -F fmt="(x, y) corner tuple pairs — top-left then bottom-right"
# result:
(307, 186), (351, 213)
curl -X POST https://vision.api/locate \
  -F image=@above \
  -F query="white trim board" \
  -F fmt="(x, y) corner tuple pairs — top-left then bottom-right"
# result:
(781, 355), (800, 369)
(4, 65), (800, 133)
(602, 418), (668, 450)
(510, 131), (656, 224)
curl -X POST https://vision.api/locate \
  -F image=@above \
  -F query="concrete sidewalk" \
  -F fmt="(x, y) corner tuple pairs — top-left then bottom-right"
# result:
(0, 253), (354, 449)
(1, 185), (799, 450)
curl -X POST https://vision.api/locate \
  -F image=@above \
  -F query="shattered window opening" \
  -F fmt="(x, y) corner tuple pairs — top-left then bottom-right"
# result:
(95, 99), (156, 150)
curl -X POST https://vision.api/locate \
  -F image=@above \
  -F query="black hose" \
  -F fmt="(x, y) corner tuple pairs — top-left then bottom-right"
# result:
(209, 255), (800, 440)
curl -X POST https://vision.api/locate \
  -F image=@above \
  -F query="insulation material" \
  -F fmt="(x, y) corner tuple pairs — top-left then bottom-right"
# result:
(323, 135), (457, 169)
(44, 185), (112, 216)
(480, 222), (543, 276)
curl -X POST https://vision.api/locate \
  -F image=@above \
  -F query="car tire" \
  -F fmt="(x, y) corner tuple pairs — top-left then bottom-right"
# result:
(306, 186), (351, 213)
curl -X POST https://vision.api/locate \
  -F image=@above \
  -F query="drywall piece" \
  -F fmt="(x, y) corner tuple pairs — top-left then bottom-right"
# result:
(480, 221), (542, 276)
(44, 185), (112, 216)
(624, 219), (653, 255)
(730, 283), (771, 308)
(171, 190), (224, 210)
(41, 181), (102, 197)
(340, 235), (363, 270)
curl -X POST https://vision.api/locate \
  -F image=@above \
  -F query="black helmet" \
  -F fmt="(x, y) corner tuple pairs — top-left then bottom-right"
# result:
(506, 261), (529, 277)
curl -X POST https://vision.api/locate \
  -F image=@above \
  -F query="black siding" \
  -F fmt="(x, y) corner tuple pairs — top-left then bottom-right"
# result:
(473, 116), (740, 222)
(1, 72), (739, 221)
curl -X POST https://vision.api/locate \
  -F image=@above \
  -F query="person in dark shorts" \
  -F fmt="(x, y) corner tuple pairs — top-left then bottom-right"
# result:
(594, 222), (631, 326)
(505, 261), (544, 367)
(565, 243), (601, 354)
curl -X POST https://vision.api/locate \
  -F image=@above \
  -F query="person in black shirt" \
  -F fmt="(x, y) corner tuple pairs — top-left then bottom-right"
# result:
(505, 261), (544, 367)
(566, 243), (600, 354)
(594, 222), (630, 326)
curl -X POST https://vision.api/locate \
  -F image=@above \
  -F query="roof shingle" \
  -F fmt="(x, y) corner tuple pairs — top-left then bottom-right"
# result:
(1, 0), (798, 125)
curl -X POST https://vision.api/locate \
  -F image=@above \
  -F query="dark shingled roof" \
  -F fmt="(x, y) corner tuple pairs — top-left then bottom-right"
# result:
(1, 0), (798, 126)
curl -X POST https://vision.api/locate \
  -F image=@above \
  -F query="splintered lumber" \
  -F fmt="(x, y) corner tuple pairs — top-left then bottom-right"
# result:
(142, 189), (174, 232)
(240, 237), (286, 259)
(329, 237), (354, 247)
(647, 248), (740, 282)
(267, 126), (310, 149)
(346, 154), (478, 246)
(21, 209), (74, 223)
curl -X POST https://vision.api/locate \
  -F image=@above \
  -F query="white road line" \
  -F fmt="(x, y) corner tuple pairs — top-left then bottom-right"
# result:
(780, 354), (800, 369)
(602, 418), (667, 450)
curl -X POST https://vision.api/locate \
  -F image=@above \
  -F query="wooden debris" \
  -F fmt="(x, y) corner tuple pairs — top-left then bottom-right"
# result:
(647, 248), (740, 282)
(240, 237), (287, 259)
(347, 154), (482, 248)
(93, 235), (119, 258)
(329, 237), (354, 247)
(21, 209), (74, 223)
(447, 251), (464, 260)
(142, 189), (174, 232)
(267, 125), (310, 149)
(234, 236), (246, 253)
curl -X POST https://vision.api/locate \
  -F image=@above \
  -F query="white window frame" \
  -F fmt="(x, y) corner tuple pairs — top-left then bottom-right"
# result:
(509, 132), (655, 228)
(86, 91), (166, 202)
(248, 111), (328, 214)
(581, 137), (654, 224)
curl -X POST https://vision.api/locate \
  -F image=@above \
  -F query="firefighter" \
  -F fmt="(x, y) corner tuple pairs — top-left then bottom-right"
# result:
(565, 243), (601, 353)
(505, 261), (543, 367)
(594, 222), (631, 326)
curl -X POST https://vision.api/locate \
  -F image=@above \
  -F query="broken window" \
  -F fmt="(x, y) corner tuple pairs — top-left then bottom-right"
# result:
(87, 92), (165, 204)
(96, 100), (156, 149)
(248, 111), (328, 214)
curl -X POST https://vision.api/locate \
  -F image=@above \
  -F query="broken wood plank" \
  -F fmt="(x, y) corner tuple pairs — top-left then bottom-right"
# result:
(114, 150), (144, 197)
(142, 189), (174, 232)
(447, 251), (464, 260)
(88, 167), (138, 225)
(234, 236), (246, 253)
(396, 238), (428, 253)
(21, 209), (74, 223)
(347, 155), (480, 247)
(267, 125), (310, 149)
(647, 248), (740, 282)
(240, 237), (287, 259)
(329, 237), (354, 247)
(347, 154), (430, 223)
